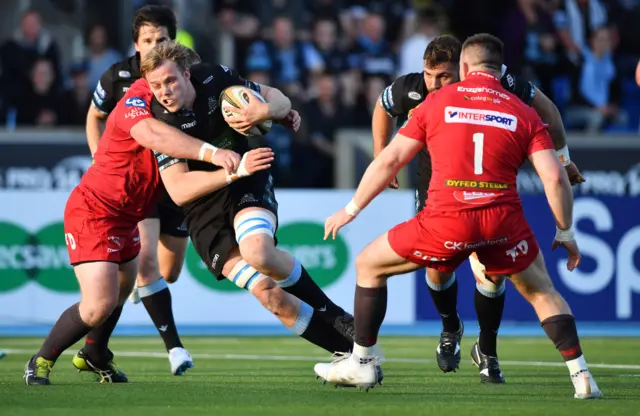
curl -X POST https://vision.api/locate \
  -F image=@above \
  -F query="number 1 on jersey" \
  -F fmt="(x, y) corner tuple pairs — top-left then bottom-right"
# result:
(472, 132), (484, 175)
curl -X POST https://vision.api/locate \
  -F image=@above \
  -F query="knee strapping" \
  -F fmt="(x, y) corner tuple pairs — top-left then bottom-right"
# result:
(234, 210), (276, 243)
(227, 259), (268, 291)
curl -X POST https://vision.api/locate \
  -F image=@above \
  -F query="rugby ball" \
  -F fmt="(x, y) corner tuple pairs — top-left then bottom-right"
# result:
(220, 86), (273, 136)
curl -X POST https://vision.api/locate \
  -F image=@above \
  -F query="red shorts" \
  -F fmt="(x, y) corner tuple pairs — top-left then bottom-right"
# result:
(388, 205), (539, 275)
(64, 187), (141, 265)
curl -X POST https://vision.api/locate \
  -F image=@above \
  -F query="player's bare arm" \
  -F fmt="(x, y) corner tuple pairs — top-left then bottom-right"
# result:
(529, 148), (580, 270)
(86, 106), (106, 157)
(130, 118), (240, 173)
(324, 134), (423, 240)
(530, 87), (585, 185)
(224, 84), (292, 133)
(159, 148), (275, 206)
(372, 99), (400, 189)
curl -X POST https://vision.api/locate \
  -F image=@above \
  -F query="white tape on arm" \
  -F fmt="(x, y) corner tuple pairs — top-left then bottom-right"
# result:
(198, 143), (219, 163)
(555, 225), (575, 242)
(556, 145), (571, 167)
(345, 199), (361, 217)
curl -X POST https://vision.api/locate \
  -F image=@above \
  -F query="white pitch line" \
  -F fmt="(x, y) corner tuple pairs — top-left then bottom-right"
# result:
(3, 349), (640, 371)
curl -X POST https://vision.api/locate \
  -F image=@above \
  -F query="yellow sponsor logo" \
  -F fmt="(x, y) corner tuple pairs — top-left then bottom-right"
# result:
(446, 179), (508, 189)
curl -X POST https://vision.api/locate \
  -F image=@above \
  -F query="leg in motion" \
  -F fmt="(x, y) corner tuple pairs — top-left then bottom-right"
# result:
(469, 253), (506, 383)
(505, 251), (602, 399)
(25, 262), (120, 385)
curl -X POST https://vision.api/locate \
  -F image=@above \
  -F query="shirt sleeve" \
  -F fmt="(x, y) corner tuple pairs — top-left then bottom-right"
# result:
(527, 115), (554, 156)
(154, 150), (186, 172)
(501, 69), (535, 106)
(92, 68), (117, 115)
(397, 100), (427, 143)
(379, 74), (412, 117)
(115, 94), (154, 134)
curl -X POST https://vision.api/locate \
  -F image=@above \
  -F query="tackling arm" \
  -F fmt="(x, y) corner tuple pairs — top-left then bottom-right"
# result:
(528, 149), (573, 230)
(131, 118), (211, 161)
(350, 134), (423, 212)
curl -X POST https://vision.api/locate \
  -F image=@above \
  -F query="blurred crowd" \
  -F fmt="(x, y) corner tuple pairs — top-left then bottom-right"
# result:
(0, 0), (639, 188)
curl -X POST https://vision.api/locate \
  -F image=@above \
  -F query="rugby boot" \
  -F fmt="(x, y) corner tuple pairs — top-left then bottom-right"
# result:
(24, 356), (53, 385)
(471, 341), (505, 383)
(314, 352), (380, 391)
(72, 348), (128, 383)
(436, 315), (464, 372)
(169, 347), (194, 376)
(571, 369), (603, 399)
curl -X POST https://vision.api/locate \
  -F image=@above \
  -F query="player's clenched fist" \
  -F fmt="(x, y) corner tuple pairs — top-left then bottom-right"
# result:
(211, 148), (241, 174)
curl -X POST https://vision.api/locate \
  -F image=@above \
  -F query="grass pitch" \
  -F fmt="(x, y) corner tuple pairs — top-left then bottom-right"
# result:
(1, 336), (639, 416)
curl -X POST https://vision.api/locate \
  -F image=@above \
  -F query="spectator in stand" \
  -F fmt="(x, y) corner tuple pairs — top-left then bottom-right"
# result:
(566, 26), (628, 132)
(397, 8), (441, 76)
(347, 75), (386, 128)
(553, 0), (608, 66)
(15, 59), (66, 126)
(86, 23), (123, 92)
(60, 61), (92, 126)
(0, 10), (62, 109)
(303, 72), (350, 188)
(347, 12), (396, 85)
(245, 15), (323, 99)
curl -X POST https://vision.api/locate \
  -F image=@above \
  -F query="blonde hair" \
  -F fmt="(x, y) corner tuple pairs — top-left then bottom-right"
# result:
(140, 40), (201, 77)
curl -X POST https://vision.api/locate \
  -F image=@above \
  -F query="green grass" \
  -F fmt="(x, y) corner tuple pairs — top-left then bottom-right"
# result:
(1, 336), (639, 416)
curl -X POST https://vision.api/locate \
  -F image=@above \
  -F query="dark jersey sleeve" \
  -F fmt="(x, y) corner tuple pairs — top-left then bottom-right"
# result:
(379, 73), (425, 118)
(203, 63), (261, 93)
(91, 67), (118, 115)
(500, 70), (536, 106)
(155, 150), (187, 172)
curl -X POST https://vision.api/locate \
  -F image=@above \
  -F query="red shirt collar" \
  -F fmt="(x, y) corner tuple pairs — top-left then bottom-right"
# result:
(466, 71), (500, 82)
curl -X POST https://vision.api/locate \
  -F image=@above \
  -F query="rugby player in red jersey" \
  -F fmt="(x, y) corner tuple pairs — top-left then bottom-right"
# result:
(315, 34), (601, 399)
(24, 72), (273, 385)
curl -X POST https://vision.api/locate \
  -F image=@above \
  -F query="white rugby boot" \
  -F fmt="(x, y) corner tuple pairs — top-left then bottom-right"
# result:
(314, 352), (380, 391)
(571, 369), (603, 399)
(169, 347), (194, 376)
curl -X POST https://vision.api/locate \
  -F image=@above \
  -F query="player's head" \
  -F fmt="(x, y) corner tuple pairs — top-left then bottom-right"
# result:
(141, 40), (201, 112)
(459, 33), (504, 81)
(422, 35), (461, 93)
(132, 5), (177, 60)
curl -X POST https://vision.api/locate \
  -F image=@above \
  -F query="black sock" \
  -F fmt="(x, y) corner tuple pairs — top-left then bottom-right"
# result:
(427, 276), (460, 333)
(279, 260), (345, 317)
(299, 310), (352, 353)
(541, 314), (583, 361)
(474, 286), (505, 357)
(140, 283), (183, 351)
(354, 285), (387, 347)
(37, 303), (92, 362)
(83, 305), (123, 364)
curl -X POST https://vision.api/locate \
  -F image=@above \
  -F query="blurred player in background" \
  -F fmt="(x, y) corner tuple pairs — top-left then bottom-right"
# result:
(317, 34), (601, 400)
(25, 65), (246, 385)
(372, 35), (585, 382)
(142, 41), (364, 356)
(85, 5), (193, 375)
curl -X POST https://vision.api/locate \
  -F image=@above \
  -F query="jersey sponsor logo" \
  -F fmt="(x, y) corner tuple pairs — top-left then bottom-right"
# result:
(444, 237), (509, 251)
(505, 239), (529, 261)
(125, 97), (147, 108)
(505, 73), (515, 89)
(456, 86), (510, 100)
(412, 250), (447, 262)
(125, 107), (150, 119)
(445, 106), (517, 132)
(468, 71), (499, 82)
(96, 81), (106, 99)
(208, 96), (217, 114)
(123, 87), (129, 93)
(453, 190), (502, 205)
(446, 179), (509, 189)
(463, 95), (501, 104)
(408, 91), (422, 100)
(203, 75), (213, 84)
(181, 120), (197, 129)
(118, 70), (131, 78)
(220, 65), (230, 72)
